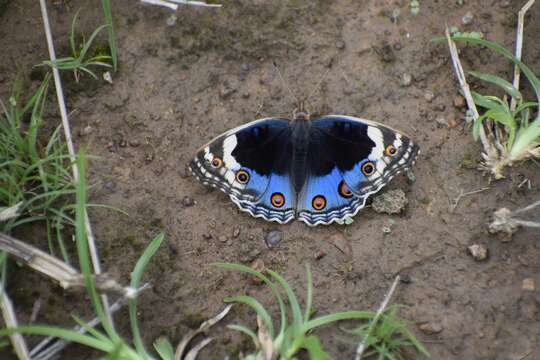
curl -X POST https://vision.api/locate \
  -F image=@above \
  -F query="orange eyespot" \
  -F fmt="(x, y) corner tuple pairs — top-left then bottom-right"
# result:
(236, 170), (250, 184)
(211, 157), (222, 168)
(312, 195), (327, 210)
(386, 144), (397, 156)
(338, 181), (353, 198)
(271, 193), (285, 208)
(361, 161), (375, 176)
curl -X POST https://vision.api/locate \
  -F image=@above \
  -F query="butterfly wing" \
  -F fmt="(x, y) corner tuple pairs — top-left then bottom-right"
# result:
(296, 115), (419, 226)
(190, 118), (297, 224)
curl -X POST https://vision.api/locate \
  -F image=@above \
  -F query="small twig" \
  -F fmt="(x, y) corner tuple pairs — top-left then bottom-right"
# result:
(175, 304), (233, 360)
(0, 289), (30, 360)
(30, 284), (150, 360)
(510, 0), (536, 112)
(355, 276), (400, 360)
(450, 187), (490, 213)
(39, 0), (113, 326)
(140, 0), (222, 10)
(0, 232), (135, 298)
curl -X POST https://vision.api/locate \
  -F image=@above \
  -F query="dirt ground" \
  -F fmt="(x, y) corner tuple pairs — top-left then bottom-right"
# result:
(1, 0), (540, 359)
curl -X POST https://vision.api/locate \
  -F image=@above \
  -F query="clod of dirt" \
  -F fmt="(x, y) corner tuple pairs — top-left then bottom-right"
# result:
(250, 259), (265, 285)
(488, 207), (518, 241)
(182, 196), (196, 207)
(522, 278), (535, 291)
(218, 235), (228, 243)
(264, 230), (283, 248)
(468, 244), (488, 261)
(462, 11), (474, 25)
(424, 90), (436, 103)
(453, 95), (466, 109)
(418, 322), (444, 335)
(335, 40), (345, 50)
(372, 189), (408, 214)
(400, 73), (413, 87)
(232, 227), (241, 238)
(374, 43), (396, 63)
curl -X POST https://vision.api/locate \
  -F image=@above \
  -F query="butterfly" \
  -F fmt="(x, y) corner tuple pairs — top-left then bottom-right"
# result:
(190, 104), (419, 226)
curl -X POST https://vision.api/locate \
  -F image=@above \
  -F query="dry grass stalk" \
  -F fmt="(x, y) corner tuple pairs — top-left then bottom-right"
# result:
(355, 275), (400, 360)
(38, 0), (113, 326)
(0, 232), (135, 297)
(140, 0), (222, 10)
(0, 290), (30, 360)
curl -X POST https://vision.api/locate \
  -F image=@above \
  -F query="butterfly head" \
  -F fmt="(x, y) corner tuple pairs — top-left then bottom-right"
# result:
(293, 100), (310, 121)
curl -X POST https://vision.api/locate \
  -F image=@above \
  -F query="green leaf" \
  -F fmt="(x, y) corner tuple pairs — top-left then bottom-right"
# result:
(153, 337), (174, 360)
(267, 269), (303, 330)
(227, 324), (260, 349)
(130, 233), (165, 359)
(224, 295), (274, 338)
(302, 335), (331, 360)
(303, 311), (374, 332)
(304, 264), (313, 323)
(468, 70), (522, 101)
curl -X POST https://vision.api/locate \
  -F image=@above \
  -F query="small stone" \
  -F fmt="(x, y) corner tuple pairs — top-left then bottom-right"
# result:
(400, 73), (413, 87)
(424, 91), (435, 102)
(335, 40), (346, 50)
(250, 259), (265, 285)
(393, 42), (402, 51)
(264, 230), (283, 248)
(218, 235), (228, 243)
(499, 0), (510, 8)
(448, 118), (458, 128)
(182, 196), (195, 207)
(103, 181), (116, 191)
(241, 92), (250, 99)
(462, 11), (474, 25)
(145, 153), (154, 163)
(419, 322), (443, 335)
(468, 244), (488, 261)
(435, 115), (448, 127)
(315, 251), (326, 260)
(81, 125), (93, 136)
(119, 139), (127, 147)
(382, 226), (392, 235)
(166, 14), (177, 26)
(372, 189), (408, 214)
(129, 139), (140, 147)
(202, 232), (212, 240)
(435, 104), (446, 112)
(453, 95), (466, 108)
(522, 278), (535, 291)
(232, 227), (240, 238)
(376, 43), (396, 63)
(241, 63), (250, 72)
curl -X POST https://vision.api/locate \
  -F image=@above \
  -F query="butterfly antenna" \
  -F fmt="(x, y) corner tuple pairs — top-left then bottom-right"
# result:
(273, 61), (301, 107)
(304, 65), (332, 106)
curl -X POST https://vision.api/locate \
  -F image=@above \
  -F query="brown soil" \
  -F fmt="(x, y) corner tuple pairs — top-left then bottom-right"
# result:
(1, 1), (539, 359)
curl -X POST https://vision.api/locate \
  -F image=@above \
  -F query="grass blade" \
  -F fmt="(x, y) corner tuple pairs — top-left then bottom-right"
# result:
(224, 295), (274, 338)
(101, 0), (117, 71)
(469, 70), (522, 101)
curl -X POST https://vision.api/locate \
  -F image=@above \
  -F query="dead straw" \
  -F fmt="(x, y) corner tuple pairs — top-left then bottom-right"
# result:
(355, 276), (400, 360)
(38, 0), (113, 326)
(0, 290), (30, 360)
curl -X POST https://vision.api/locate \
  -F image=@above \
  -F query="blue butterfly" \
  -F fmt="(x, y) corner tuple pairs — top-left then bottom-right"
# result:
(190, 105), (418, 226)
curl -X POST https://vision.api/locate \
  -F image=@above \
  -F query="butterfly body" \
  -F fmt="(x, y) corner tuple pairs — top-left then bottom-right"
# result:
(190, 113), (418, 226)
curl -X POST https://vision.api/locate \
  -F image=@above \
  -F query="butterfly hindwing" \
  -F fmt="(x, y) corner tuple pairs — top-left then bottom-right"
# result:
(189, 118), (297, 224)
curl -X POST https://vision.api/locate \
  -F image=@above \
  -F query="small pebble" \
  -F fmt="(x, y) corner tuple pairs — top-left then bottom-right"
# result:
(400, 73), (413, 87)
(145, 153), (154, 163)
(202, 232), (212, 240)
(419, 322), (443, 335)
(424, 91), (435, 102)
(129, 139), (140, 147)
(315, 251), (326, 260)
(250, 259), (265, 285)
(335, 40), (346, 50)
(435, 104), (446, 112)
(468, 244), (488, 261)
(522, 278), (535, 291)
(218, 235), (228, 243)
(264, 230), (283, 248)
(241, 63), (250, 72)
(499, 0), (510, 8)
(435, 115), (448, 127)
(103, 181), (116, 191)
(453, 95), (466, 109)
(182, 196), (195, 207)
(462, 11), (474, 25)
(393, 42), (402, 51)
(232, 227), (241, 238)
